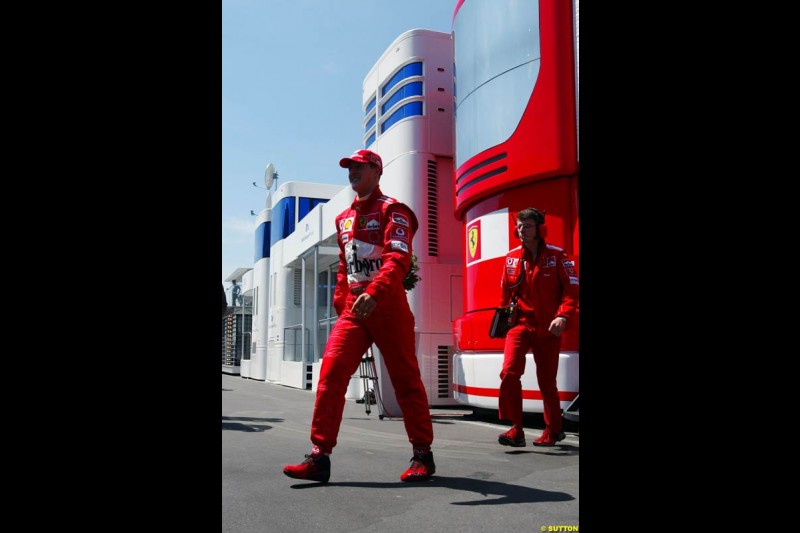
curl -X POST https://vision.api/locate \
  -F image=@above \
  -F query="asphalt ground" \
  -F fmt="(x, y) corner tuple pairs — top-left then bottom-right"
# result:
(222, 373), (579, 533)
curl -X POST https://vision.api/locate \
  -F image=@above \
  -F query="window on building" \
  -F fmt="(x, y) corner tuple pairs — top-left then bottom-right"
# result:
(298, 197), (328, 221)
(382, 61), (422, 97)
(381, 101), (423, 133)
(271, 196), (296, 242)
(382, 81), (423, 115)
(255, 221), (271, 262)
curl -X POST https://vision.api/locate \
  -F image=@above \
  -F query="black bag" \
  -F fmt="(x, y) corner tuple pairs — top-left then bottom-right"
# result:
(489, 307), (512, 338)
(489, 301), (519, 339)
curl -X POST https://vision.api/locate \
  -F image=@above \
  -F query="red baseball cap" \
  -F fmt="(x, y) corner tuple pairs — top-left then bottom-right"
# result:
(339, 149), (383, 173)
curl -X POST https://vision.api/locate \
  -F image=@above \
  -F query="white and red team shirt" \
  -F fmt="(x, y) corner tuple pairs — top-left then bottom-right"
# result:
(500, 240), (579, 335)
(332, 186), (419, 315)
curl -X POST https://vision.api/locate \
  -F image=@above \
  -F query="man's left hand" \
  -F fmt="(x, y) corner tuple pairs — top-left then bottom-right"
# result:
(549, 316), (567, 337)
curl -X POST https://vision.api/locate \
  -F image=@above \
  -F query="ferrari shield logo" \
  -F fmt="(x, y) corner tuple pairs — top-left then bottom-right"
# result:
(468, 225), (479, 260)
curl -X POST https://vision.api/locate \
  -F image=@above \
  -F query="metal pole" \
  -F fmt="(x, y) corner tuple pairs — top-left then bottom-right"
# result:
(313, 245), (319, 363)
(239, 284), (244, 368)
(300, 256), (306, 363)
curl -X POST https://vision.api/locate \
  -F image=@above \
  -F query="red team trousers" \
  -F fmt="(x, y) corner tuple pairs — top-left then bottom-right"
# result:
(310, 289), (433, 454)
(498, 314), (563, 434)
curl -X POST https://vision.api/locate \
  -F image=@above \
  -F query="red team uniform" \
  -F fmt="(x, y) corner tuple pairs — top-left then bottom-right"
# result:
(498, 240), (579, 443)
(310, 187), (434, 454)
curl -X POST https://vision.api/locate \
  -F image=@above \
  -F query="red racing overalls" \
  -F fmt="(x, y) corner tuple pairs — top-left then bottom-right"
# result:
(310, 186), (434, 454)
(498, 240), (579, 434)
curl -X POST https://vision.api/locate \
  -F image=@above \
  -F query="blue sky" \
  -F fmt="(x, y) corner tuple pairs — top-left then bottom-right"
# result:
(222, 0), (458, 290)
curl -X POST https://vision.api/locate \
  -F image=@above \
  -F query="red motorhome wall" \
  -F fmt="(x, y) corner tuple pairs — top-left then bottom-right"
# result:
(453, 0), (577, 219)
(452, 0), (578, 354)
(454, 176), (579, 353)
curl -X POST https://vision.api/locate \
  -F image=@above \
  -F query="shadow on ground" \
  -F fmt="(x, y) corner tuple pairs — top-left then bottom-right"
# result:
(289, 475), (574, 505)
(222, 415), (284, 432)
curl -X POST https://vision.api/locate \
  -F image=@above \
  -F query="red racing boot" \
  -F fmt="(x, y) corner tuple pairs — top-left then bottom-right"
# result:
(400, 450), (435, 482)
(283, 450), (331, 483)
(498, 426), (526, 447)
(532, 428), (566, 447)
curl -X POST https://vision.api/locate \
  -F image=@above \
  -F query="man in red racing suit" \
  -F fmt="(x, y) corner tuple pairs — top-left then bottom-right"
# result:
(496, 208), (579, 448)
(283, 149), (435, 483)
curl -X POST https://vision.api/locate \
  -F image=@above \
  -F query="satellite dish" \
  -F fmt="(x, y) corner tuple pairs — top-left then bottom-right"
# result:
(265, 163), (276, 190)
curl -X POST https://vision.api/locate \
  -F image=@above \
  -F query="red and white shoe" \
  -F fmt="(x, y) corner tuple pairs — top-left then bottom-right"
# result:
(498, 427), (526, 447)
(400, 450), (435, 482)
(282, 452), (331, 483)
(532, 429), (566, 447)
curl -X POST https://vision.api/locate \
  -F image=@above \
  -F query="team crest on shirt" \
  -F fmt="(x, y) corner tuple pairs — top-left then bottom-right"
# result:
(359, 213), (380, 230)
(391, 212), (409, 227)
